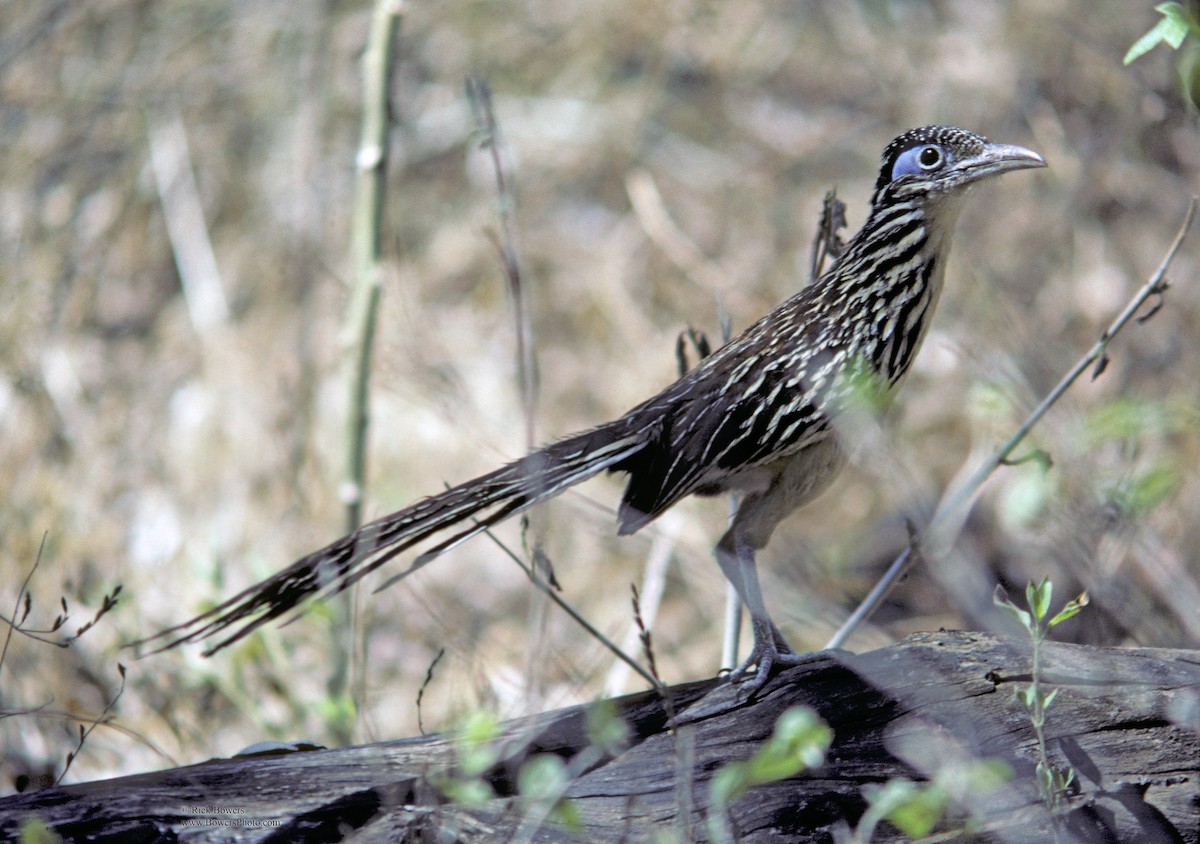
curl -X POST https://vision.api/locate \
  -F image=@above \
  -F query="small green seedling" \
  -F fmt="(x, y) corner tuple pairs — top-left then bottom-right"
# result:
(994, 578), (1089, 808)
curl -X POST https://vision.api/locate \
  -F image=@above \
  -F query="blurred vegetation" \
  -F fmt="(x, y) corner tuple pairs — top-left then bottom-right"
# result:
(2, 0), (1199, 790)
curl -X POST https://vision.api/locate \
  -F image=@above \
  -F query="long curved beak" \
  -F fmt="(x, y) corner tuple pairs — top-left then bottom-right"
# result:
(957, 142), (1047, 182)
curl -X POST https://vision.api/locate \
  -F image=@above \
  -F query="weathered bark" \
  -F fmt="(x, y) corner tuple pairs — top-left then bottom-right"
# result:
(2, 631), (1197, 842)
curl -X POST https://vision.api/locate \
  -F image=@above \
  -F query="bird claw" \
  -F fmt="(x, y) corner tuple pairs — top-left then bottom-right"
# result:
(725, 625), (808, 695)
(727, 648), (773, 693)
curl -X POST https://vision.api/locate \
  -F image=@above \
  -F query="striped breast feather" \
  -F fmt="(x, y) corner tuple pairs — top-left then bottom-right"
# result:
(613, 339), (834, 533)
(826, 202), (925, 289)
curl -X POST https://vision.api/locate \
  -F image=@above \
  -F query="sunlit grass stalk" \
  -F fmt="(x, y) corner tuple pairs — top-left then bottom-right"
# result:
(343, 0), (402, 533)
(331, 0), (403, 740)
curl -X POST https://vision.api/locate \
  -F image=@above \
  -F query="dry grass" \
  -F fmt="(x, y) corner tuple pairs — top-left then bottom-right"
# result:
(2, 0), (1198, 789)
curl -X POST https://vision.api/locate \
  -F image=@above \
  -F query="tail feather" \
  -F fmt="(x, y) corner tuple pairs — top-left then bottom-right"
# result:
(131, 422), (646, 655)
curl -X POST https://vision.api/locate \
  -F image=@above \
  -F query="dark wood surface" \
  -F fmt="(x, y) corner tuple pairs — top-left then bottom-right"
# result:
(3, 631), (1198, 842)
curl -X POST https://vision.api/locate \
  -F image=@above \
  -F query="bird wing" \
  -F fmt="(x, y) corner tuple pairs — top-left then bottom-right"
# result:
(614, 306), (836, 533)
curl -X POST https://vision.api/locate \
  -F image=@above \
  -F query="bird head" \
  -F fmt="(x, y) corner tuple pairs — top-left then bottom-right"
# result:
(874, 125), (1045, 202)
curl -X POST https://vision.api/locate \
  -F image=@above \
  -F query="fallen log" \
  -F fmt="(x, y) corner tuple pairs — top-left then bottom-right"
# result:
(3, 631), (1197, 842)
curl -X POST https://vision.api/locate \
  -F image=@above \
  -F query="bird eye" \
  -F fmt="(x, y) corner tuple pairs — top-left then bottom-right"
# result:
(889, 143), (949, 182)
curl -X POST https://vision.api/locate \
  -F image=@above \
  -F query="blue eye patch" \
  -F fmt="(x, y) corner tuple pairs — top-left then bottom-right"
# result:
(890, 144), (948, 181)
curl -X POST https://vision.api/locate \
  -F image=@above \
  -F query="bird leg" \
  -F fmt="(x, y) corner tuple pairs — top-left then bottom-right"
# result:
(715, 528), (806, 694)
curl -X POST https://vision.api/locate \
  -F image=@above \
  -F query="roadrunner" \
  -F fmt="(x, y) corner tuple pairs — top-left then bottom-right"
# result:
(141, 126), (1044, 691)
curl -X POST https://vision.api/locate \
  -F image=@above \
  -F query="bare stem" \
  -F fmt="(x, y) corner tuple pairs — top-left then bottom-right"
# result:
(467, 77), (539, 450)
(479, 525), (657, 687)
(343, 0), (403, 534)
(333, 0), (403, 740)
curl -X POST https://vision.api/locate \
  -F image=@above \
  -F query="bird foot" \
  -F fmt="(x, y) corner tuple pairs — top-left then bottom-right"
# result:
(725, 633), (807, 696)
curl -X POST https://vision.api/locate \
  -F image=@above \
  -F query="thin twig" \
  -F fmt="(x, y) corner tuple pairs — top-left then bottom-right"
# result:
(630, 582), (692, 844)
(0, 535), (47, 670)
(465, 76), (549, 707)
(415, 647), (444, 736)
(478, 523), (657, 687)
(56, 663), (127, 785)
(0, 537), (121, 651)
(632, 583), (695, 843)
(467, 76), (539, 450)
(605, 514), (681, 695)
(826, 198), (1196, 650)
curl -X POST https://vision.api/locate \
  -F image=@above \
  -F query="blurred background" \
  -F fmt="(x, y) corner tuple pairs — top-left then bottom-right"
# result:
(2, 0), (1198, 788)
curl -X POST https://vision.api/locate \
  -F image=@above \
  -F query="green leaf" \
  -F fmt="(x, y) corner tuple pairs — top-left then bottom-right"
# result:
(1036, 761), (1056, 798)
(709, 706), (832, 808)
(1125, 4), (1199, 64)
(441, 777), (494, 807)
(841, 354), (891, 416)
(18, 819), (61, 844)
(744, 707), (832, 783)
(993, 585), (1032, 630)
(518, 754), (569, 803)
(1026, 578), (1052, 623)
(1126, 18), (1175, 65)
(1058, 766), (1076, 792)
(1159, 2), (1200, 46)
(1120, 462), (1182, 517)
(1083, 397), (1188, 444)
(458, 710), (501, 776)
(864, 780), (947, 838)
(710, 763), (750, 807)
(1048, 592), (1089, 628)
(886, 785), (946, 838)
(551, 798), (583, 834)
(585, 700), (630, 757)
(936, 758), (1012, 799)
(461, 709), (500, 744)
(999, 466), (1053, 527)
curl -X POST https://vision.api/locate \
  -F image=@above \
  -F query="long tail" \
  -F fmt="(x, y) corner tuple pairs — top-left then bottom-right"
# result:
(133, 420), (647, 655)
